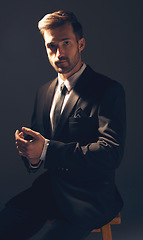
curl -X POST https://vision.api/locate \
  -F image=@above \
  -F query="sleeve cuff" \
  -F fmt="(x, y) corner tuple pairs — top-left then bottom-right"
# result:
(29, 139), (49, 169)
(29, 159), (43, 169)
(40, 138), (50, 161)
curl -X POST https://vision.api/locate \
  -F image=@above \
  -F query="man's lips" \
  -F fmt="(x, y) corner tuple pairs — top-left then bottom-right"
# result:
(55, 58), (68, 64)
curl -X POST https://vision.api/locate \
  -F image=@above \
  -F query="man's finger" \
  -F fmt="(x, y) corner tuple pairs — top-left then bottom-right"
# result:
(16, 144), (26, 152)
(19, 132), (24, 139)
(15, 130), (24, 140)
(18, 149), (27, 157)
(22, 127), (39, 139)
(15, 130), (20, 141)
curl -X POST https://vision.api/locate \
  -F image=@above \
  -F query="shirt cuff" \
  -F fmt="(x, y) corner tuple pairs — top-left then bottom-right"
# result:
(29, 159), (43, 169)
(40, 138), (50, 161)
(29, 139), (49, 169)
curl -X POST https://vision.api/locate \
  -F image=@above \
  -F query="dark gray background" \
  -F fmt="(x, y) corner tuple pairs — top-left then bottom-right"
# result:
(0, 0), (143, 239)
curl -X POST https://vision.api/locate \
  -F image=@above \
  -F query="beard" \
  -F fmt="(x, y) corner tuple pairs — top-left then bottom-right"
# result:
(49, 49), (81, 74)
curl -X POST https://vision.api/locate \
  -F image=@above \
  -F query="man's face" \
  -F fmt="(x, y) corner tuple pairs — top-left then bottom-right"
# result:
(44, 23), (85, 76)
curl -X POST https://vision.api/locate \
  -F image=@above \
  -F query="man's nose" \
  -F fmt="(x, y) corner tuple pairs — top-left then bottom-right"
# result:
(56, 47), (64, 58)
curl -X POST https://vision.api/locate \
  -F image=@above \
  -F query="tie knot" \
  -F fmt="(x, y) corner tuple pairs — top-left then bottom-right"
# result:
(60, 83), (67, 95)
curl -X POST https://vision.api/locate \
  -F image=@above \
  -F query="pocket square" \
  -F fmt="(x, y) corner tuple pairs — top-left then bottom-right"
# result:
(73, 108), (88, 118)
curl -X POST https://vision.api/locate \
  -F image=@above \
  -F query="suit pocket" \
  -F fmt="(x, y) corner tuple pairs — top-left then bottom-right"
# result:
(68, 117), (98, 145)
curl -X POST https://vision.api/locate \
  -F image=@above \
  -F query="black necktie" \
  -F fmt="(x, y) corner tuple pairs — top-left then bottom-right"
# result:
(52, 83), (67, 135)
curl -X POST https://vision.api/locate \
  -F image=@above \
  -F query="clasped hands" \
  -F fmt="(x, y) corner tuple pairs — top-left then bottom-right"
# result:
(15, 127), (45, 165)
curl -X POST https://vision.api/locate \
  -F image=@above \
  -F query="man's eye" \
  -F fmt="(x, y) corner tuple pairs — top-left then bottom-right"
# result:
(47, 43), (56, 49)
(64, 41), (70, 46)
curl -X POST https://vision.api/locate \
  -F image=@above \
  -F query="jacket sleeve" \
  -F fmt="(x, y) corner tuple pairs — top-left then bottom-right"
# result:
(44, 82), (126, 181)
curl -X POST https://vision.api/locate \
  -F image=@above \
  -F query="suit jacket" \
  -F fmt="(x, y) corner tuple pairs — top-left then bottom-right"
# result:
(24, 65), (126, 229)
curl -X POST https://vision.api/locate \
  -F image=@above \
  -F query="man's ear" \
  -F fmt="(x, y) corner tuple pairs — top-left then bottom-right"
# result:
(78, 38), (85, 52)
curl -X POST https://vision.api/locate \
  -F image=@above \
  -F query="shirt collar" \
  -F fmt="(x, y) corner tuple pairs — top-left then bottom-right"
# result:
(58, 63), (86, 92)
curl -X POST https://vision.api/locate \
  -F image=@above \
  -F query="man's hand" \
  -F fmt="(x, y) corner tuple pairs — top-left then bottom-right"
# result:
(15, 127), (45, 165)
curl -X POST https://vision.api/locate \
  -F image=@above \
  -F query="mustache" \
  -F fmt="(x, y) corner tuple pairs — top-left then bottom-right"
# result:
(55, 57), (68, 63)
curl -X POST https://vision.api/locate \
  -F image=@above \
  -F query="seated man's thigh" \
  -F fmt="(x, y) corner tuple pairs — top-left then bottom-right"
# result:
(41, 219), (91, 240)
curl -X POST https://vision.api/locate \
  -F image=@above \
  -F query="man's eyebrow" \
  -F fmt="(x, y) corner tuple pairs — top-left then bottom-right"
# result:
(60, 38), (70, 41)
(46, 38), (71, 46)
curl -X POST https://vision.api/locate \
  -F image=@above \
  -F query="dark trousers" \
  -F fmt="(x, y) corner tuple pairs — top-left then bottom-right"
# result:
(0, 173), (91, 240)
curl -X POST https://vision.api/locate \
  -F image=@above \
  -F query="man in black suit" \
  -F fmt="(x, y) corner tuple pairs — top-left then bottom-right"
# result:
(0, 10), (126, 240)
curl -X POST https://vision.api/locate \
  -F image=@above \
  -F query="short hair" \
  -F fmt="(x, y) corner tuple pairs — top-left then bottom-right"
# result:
(38, 10), (83, 40)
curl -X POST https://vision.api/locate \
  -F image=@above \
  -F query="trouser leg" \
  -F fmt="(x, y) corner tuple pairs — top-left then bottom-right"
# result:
(0, 173), (65, 240)
(0, 206), (48, 240)
(0, 208), (91, 240)
(41, 219), (91, 240)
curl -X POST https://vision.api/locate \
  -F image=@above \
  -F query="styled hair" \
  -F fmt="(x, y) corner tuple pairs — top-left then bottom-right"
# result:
(38, 10), (83, 40)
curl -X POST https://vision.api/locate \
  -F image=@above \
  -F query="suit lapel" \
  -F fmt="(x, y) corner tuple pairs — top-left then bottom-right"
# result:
(52, 89), (80, 139)
(43, 78), (58, 138)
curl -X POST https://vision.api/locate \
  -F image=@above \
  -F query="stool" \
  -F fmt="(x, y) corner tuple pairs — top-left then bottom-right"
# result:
(91, 213), (121, 240)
